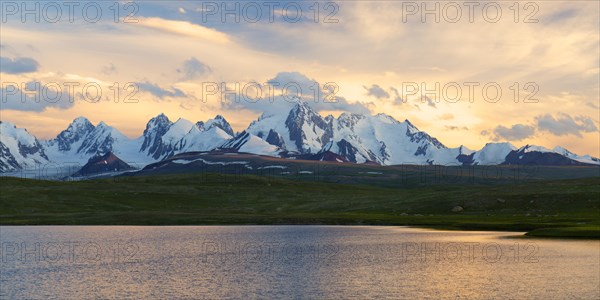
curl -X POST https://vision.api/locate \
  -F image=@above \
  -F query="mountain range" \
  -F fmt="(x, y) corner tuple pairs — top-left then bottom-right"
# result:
(1, 101), (598, 173)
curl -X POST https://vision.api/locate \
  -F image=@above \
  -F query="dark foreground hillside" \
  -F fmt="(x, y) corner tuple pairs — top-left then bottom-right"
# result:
(1, 173), (598, 238)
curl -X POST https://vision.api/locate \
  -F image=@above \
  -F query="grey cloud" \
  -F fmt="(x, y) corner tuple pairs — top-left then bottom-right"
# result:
(421, 96), (437, 108)
(101, 63), (118, 75)
(364, 84), (390, 99)
(535, 113), (597, 137)
(586, 102), (599, 109)
(177, 57), (211, 80)
(0, 56), (39, 74)
(0, 83), (74, 112)
(491, 124), (535, 141)
(445, 126), (468, 131)
(26, 44), (39, 53)
(390, 87), (404, 105)
(545, 9), (578, 23)
(137, 81), (187, 99)
(267, 71), (316, 90)
(222, 71), (371, 115)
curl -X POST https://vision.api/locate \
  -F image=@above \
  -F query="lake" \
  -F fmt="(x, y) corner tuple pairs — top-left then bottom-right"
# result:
(1, 226), (598, 299)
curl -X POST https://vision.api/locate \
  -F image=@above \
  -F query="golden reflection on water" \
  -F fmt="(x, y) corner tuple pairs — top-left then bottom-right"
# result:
(1, 226), (598, 299)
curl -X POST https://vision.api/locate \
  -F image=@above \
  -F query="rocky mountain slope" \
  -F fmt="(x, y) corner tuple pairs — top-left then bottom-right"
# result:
(1, 102), (598, 172)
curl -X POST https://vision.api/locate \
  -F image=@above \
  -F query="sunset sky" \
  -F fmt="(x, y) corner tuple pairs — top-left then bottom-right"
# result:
(1, 1), (598, 156)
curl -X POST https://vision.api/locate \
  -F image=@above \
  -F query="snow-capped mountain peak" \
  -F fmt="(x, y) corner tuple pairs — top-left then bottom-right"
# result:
(176, 123), (232, 153)
(194, 121), (206, 132)
(515, 145), (600, 165)
(374, 113), (399, 125)
(457, 145), (474, 155)
(0, 121), (49, 172)
(203, 115), (234, 136)
(75, 121), (127, 156)
(2, 110), (599, 173)
(72, 116), (93, 128)
(246, 101), (332, 154)
(519, 144), (552, 153)
(553, 146), (573, 156)
(163, 119), (194, 143)
(140, 113), (174, 159)
(138, 114), (235, 160)
(48, 116), (95, 152)
(221, 131), (281, 156)
(328, 112), (450, 165)
(470, 142), (517, 165)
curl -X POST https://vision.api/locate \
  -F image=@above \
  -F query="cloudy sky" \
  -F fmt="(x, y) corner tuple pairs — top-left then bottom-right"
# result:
(1, 1), (598, 156)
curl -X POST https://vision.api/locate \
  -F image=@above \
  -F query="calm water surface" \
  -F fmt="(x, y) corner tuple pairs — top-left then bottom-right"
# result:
(0, 226), (598, 299)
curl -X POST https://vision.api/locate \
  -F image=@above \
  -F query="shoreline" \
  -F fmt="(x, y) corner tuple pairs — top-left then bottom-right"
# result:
(1, 223), (597, 239)
(2, 174), (599, 239)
